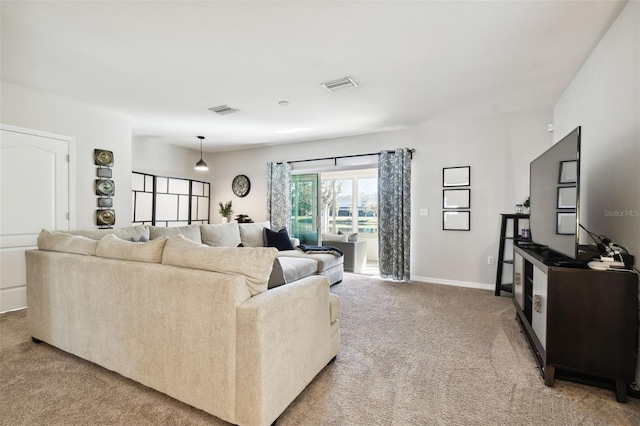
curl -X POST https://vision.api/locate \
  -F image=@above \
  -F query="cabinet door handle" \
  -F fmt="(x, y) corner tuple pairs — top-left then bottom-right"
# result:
(534, 294), (543, 313)
(515, 272), (521, 286)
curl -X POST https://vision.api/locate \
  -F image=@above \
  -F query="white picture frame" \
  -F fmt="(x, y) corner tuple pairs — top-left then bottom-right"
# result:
(443, 166), (470, 187)
(443, 211), (470, 231)
(443, 189), (470, 209)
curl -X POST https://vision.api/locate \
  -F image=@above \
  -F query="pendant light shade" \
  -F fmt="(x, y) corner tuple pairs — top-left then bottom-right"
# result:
(195, 136), (208, 171)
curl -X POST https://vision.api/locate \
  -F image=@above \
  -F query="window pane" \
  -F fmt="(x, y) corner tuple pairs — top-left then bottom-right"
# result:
(168, 178), (190, 195)
(321, 179), (352, 234)
(132, 173), (145, 191)
(357, 177), (378, 235)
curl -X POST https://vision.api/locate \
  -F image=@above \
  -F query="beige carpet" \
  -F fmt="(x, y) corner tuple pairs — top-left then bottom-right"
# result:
(1, 273), (639, 425)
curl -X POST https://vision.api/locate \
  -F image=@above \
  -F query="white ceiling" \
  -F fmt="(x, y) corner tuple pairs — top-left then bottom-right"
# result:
(1, 1), (626, 152)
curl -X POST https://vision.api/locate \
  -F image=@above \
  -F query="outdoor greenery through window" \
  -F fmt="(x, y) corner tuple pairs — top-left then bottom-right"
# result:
(321, 169), (378, 237)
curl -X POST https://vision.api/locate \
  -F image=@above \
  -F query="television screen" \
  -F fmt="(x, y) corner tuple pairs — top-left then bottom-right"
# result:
(529, 127), (581, 259)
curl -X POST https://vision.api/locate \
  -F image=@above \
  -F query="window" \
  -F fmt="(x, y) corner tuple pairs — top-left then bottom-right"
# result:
(132, 172), (210, 226)
(320, 169), (378, 236)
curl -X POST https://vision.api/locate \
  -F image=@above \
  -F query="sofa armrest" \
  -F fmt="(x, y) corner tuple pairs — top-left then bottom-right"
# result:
(236, 275), (339, 426)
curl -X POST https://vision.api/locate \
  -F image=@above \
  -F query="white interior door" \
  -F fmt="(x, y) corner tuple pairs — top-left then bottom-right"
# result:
(0, 125), (73, 312)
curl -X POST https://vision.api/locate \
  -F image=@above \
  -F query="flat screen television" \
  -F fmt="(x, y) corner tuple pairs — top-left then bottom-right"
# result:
(529, 126), (581, 259)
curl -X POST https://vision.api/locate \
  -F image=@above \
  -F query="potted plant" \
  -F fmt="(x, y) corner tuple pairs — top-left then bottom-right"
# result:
(523, 197), (530, 213)
(218, 200), (233, 223)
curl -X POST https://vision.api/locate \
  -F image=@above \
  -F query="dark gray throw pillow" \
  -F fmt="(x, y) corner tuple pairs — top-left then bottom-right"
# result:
(264, 227), (294, 251)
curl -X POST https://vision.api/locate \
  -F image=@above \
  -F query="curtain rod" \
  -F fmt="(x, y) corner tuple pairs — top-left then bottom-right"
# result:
(281, 148), (415, 166)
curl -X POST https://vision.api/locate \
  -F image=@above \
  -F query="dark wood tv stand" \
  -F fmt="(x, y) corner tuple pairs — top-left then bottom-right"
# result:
(513, 245), (638, 402)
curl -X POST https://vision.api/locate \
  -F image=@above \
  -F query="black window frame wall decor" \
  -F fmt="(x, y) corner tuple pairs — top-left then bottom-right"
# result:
(132, 171), (210, 227)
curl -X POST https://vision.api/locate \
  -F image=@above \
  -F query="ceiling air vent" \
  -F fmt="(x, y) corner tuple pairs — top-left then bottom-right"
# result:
(321, 77), (358, 93)
(208, 105), (239, 115)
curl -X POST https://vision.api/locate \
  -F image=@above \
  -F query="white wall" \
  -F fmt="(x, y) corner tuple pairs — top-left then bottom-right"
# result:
(206, 109), (552, 288)
(133, 136), (209, 182)
(553, 0), (640, 384)
(554, 1), (639, 258)
(1, 82), (133, 229)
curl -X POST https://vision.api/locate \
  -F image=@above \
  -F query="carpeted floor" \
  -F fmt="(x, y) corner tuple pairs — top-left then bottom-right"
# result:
(1, 273), (639, 425)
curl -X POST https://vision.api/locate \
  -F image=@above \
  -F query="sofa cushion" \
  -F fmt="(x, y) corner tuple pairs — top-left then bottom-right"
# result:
(277, 249), (344, 272)
(149, 224), (201, 243)
(200, 222), (242, 247)
(37, 229), (98, 256)
(65, 225), (149, 241)
(96, 234), (168, 263)
(239, 221), (270, 247)
(162, 235), (278, 296)
(322, 233), (348, 243)
(264, 227), (294, 251)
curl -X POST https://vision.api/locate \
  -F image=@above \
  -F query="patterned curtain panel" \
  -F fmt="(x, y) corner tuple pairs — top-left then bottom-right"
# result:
(378, 149), (412, 281)
(266, 162), (292, 230)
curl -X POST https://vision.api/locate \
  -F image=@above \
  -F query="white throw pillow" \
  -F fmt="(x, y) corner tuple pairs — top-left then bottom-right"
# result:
(162, 234), (278, 296)
(200, 222), (242, 247)
(37, 229), (98, 256)
(96, 234), (168, 263)
(239, 221), (270, 247)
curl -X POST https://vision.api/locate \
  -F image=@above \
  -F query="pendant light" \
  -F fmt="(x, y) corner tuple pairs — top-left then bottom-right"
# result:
(194, 135), (208, 171)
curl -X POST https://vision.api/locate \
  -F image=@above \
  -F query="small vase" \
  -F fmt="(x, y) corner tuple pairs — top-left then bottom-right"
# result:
(221, 217), (229, 224)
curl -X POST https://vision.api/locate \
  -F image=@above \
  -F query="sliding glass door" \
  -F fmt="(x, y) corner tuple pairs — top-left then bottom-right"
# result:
(291, 174), (320, 245)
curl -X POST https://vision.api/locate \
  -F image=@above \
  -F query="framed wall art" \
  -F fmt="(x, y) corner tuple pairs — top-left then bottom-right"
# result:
(443, 166), (470, 187)
(443, 189), (470, 209)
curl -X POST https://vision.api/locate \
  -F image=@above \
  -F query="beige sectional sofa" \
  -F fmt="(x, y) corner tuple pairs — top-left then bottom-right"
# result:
(149, 221), (344, 287)
(27, 226), (340, 426)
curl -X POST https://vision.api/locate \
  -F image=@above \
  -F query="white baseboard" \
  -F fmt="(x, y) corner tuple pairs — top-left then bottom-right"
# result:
(410, 275), (494, 292)
(0, 286), (27, 313)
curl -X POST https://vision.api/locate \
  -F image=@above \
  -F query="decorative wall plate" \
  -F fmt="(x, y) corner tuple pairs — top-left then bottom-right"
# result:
(96, 209), (116, 226)
(94, 149), (114, 167)
(95, 179), (115, 196)
(97, 168), (112, 178)
(97, 198), (113, 208)
(232, 174), (251, 197)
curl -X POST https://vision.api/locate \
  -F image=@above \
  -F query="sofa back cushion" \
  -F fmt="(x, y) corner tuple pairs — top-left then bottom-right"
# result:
(37, 229), (99, 255)
(64, 225), (149, 241)
(162, 234), (278, 295)
(239, 221), (270, 247)
(200, 222), (242, 247)
(149, 224), (202, 243)
(96, 234), (168, 263)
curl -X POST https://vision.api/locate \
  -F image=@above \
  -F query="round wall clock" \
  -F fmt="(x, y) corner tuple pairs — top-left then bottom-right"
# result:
(232, 174), (251, 197)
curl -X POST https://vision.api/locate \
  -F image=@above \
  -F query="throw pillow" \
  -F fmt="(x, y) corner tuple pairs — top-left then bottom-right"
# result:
(131, 236), (149, 243)
(264, 227), (294, 251)
(96, 234), (168, 263)
(337, 231), (359, 242)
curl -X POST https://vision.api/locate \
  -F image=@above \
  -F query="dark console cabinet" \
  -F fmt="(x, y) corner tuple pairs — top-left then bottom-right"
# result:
(513, 246), (638, 402)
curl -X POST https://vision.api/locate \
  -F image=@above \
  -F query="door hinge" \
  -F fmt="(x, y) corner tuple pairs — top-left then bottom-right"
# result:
(66, 212), (70, 220)
(65, 154), (70, 162)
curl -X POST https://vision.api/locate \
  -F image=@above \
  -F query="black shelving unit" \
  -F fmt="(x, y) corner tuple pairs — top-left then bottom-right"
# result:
(494, 213), (530, 296)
